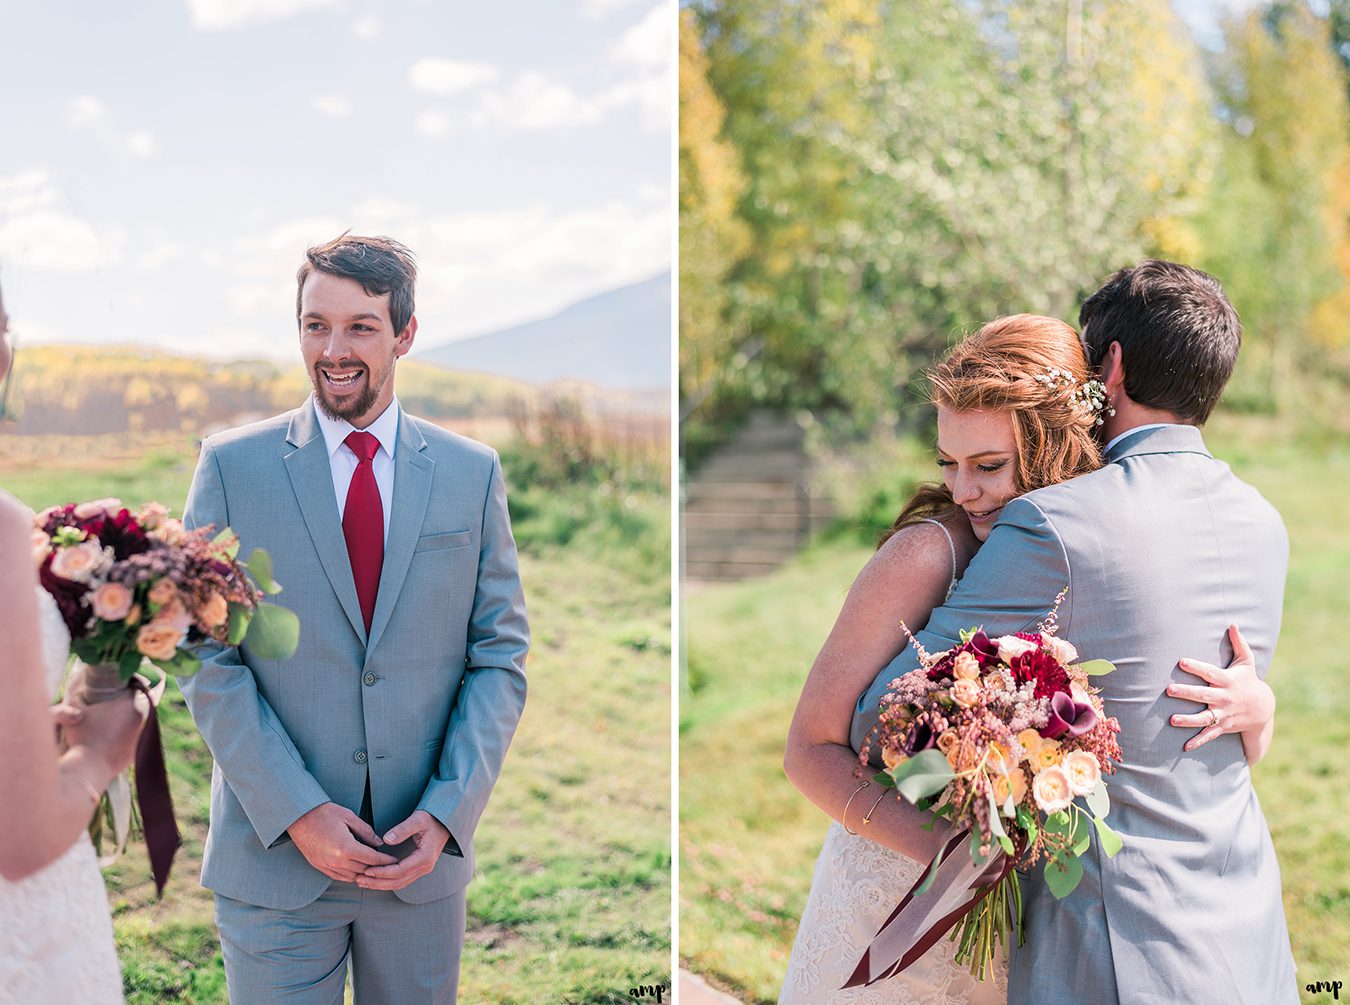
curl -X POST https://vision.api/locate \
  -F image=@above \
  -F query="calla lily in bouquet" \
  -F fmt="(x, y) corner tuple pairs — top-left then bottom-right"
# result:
(844, 593), (1123, 988)
(33, 497), (300, 894)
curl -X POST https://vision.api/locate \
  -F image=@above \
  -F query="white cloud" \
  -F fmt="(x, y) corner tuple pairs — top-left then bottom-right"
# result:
(311, 92), (353, 118)
(185, 0), (338, 31)
(408, 58), (500, 96)
(67, 96), (110, 130)
(352, 14), (381, 39)
(608, 3), (669, 71)
(415, 110), (452, 138)
(0, 209), (123, 272)
(580, 0), (646, 19)
(137, 242), (187, 270)
(127, 130), (157, 158)
(0, 171), (60, 216)
(472, 72), (603, 131)
(67, 96), (158, 158)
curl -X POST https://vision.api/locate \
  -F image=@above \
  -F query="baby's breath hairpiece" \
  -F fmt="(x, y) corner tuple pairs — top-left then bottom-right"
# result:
(1033, 367), (1116, 426)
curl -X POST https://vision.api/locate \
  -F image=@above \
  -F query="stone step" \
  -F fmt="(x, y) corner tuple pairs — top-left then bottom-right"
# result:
(682, 526), (808, 550)
(683, 559), (785, 581)
(683, 510), (832, 532)
(683, 544), (804, 566)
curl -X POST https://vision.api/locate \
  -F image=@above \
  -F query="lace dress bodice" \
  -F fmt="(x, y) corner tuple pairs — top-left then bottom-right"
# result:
(0, 585), (124, 1004)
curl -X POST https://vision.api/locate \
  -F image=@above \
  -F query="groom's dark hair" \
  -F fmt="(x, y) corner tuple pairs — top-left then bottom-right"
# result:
(1078, 259), (1240, 424)
(296, 232), (418, 335)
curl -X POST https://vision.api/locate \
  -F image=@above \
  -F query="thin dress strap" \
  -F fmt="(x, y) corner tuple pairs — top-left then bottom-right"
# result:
(917, 517), (958, 601)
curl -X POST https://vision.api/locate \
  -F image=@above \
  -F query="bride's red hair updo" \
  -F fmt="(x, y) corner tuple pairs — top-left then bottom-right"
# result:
(882, 314), (1104, 546)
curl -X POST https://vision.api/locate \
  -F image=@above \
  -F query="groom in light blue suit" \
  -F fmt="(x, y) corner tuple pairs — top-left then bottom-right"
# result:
(180, 234), (528, 1003)
(852, 261), (1297, 1003)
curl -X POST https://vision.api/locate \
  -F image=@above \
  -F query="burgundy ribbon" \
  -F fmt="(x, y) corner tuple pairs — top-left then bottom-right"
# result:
(130, 675), (181, 898)
(842, 828), (1022, 989)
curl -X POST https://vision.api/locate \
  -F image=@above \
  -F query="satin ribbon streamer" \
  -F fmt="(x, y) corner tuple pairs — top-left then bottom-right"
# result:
(842, 828), (1019, 989)
(130, 674), (181, 898)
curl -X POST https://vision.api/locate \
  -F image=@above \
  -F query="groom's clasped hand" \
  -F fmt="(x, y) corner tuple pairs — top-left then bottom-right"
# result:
(287, 802), (453, 889)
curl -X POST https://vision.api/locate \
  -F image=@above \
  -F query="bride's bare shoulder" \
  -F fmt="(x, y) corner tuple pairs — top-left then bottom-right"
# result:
(0, 491), (35, 556)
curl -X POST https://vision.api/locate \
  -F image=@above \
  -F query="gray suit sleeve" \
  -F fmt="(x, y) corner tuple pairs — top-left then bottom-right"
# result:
(849, 496), (1072, 755)
(177, 440), (330, 847)
(417, 451), (529, 853)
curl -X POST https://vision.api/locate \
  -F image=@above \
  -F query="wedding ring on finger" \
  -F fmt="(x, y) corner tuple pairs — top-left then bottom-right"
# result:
(1208, 708), (1219, 727)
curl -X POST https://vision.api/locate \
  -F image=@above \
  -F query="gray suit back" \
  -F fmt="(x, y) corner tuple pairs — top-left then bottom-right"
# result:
(851, 425), (1296, 1004)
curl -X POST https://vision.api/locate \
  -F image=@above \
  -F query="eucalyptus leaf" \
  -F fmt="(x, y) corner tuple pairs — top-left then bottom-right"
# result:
(888, 749), (955, 804)
(1094, 817), (1123, 858)
(872, 771), (895, 789)
(969, 825), (989, 866)
(1072, 810), (1092, 856)
(248, 549), (283, 595)
(1086, 779), (1110, 818)
(1043, 810), (1071, 837)
(1016, 805), (1038, 845)
(1044, 853), (1084, 899)
(244, 602), (300, 659)
(227, 604), (250, 646)
(1076, 659), (1116, 677)
(213, 528), (240, 561)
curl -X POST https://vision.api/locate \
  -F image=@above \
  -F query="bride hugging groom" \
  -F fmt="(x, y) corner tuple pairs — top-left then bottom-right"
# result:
(781, 261), (1298, 1004)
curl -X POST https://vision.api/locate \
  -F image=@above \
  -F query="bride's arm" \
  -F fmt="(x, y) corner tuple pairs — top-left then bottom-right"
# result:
(783, 521), (964, 863)
(0, 498), (145, 880)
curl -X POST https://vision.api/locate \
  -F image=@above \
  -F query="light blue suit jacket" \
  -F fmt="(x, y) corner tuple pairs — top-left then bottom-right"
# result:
(851, 425), (1297, 1004)
(180, 399), (529, 909)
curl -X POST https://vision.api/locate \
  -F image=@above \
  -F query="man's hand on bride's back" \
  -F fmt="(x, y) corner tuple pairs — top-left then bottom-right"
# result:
(287, 802), (399, 883)
(1166, 624), (1275, 759)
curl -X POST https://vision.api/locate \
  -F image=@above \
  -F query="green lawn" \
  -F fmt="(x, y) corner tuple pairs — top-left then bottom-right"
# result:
(4, 435), (672, 1005)
(679, 412), (1350, 1004)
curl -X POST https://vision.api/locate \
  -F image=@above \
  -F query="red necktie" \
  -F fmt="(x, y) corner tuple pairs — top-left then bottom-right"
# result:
(342, 430), (383, 635)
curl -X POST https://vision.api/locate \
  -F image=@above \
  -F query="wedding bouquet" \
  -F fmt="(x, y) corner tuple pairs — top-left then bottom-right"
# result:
(847, 598), (1123, 986)
(32, 497), (299, 894)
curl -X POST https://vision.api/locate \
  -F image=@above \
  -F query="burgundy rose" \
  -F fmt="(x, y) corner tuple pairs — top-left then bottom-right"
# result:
(926, 652), (956, 681)
(1010, 648), (1071, 700)
(99, 509), (151, 559)
(1041, 690), (1098, 739)
(1016, 631), (1043, 647)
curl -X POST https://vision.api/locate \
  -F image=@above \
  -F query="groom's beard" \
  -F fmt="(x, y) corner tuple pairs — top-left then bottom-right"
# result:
(310, 356), (393, 423)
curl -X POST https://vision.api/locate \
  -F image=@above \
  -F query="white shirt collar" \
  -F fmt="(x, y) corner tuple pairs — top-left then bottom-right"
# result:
(1104, 422), (1184, 456)
(314, 396), (400, 461)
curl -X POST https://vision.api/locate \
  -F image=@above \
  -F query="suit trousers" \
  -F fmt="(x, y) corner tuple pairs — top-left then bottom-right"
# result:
(215, 882), (466, 1005)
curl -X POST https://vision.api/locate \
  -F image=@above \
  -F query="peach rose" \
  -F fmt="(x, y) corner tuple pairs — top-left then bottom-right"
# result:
(1017, 728), (1043, 761)
(953, 652), (981, 680)
(993, 768), (1029, 807)
(137, 623), (183, 661)
(154, 599), (193, 634)
(147, 579), (178, 607)
(937, 730), (960, 755)
(126, 604), (142, 627)
(882, 745), (909, 770)
(1031, 738), (1063, 774)
(74, 497), (123, 520)
(986, 741), (1015, 774)
(1062, 751), (1102, 796)
(50, 541), (108, 584)
(1044, 635), (1079, 665)
(92, 582), (134, 622)
(985, 672), (1008, 691)
(197, 592), (229, 630)
(31, 529), (51, 567)
(951, 678), (982, 708)
(138, 502), (169, 531)
(1032, 765), (1074, 813)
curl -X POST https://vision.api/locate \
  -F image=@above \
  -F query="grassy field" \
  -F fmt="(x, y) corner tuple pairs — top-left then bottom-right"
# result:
(2, 431), (672, 1005)
(679, 412), (1350, 1004)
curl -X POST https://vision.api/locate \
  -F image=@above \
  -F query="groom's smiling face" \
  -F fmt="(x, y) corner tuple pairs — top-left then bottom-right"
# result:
(299, 271), (416, 428)
(935, 406), (1018, 542)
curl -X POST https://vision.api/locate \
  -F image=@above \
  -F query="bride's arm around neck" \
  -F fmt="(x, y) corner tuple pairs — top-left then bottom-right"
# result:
(0, 493), (139, 880)
(782, 518), (972, 862)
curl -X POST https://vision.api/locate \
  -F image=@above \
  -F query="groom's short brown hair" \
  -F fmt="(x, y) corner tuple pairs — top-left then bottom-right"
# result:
(1079, 259), (1240, 424)
(296, 233), (418, 335)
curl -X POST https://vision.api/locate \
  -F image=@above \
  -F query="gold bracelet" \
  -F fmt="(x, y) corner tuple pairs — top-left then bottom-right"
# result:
(67, 771), (102, 807)
(861, 790), (888, 827)
(842, 780), (870, 836)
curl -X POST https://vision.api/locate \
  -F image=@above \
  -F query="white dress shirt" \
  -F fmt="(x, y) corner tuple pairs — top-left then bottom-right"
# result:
(313, 396), (399, 545)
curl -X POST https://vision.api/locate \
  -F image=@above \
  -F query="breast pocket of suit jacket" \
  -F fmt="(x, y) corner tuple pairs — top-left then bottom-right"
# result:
(413, 530), (473, 553)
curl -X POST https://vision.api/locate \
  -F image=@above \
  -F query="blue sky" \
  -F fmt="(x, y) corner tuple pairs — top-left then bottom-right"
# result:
(0, 0), (671, 360)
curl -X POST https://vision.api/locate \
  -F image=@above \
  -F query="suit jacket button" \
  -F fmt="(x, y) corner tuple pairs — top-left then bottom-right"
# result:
(354, 749), (367, 764)
(363, 672), (376, 686)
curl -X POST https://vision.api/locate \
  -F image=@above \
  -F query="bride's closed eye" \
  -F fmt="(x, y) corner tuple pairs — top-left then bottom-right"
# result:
(935, 458), (1008, 473)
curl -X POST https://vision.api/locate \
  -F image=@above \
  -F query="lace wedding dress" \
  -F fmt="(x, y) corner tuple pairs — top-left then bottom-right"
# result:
(0, 587), (124, 1004)
(780, 519), (1007, 1005)
(778, 822), (1007, 1005)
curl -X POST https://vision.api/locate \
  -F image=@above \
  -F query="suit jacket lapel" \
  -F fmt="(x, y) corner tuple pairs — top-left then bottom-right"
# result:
(366, 409), (434, 654)
(283, 399), (367, 642)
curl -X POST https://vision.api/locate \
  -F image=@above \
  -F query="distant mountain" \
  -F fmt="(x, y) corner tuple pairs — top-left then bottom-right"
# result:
(416, 273), (670, 390)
